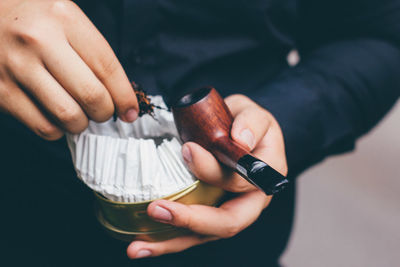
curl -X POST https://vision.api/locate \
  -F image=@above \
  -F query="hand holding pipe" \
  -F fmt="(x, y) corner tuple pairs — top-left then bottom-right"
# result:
(172, 87), (289, 195)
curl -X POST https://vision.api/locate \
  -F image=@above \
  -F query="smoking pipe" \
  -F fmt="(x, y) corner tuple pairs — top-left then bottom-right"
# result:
(172, 87), (289, 195)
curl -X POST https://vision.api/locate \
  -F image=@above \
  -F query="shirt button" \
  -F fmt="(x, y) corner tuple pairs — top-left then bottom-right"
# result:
(286, 49), (300, 67)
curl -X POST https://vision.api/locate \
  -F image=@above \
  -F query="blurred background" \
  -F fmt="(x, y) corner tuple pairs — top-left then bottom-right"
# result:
(281, 101), (400, 267)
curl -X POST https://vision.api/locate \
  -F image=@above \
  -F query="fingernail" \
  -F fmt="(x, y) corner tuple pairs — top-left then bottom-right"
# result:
(182, 145), (192, 163)
(152, 205), (172, 221)
(136, 249), (152, 259)
(124, 108), (138, 122)
(240, 129), (255, 149)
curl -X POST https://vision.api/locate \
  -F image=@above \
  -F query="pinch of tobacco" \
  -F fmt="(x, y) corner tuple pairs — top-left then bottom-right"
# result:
(113, 82), (167, 121)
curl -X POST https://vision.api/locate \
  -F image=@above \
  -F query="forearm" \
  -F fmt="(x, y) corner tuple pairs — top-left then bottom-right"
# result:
(249, 39), (400, 176)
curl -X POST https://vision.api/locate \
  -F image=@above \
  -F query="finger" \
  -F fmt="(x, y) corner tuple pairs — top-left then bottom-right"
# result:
(224, 94), (254, 117)
(225, 95), (272, 151)
(0, 81), (63, 140)
(182, 142), (255, 192)
(147, 190), (271, 238)
(127, 235), (217, 259)
(231, 106), (272, 151)
(63, 4), (138, 122)
(40, 40), (114, 122)
(10, 61), (88, 133)
(225, 95), (287, 175)
(252, 123), (288, 176)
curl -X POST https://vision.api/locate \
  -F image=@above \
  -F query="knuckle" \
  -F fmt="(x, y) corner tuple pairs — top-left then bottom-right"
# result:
(225, 94), (255, 113)
(36, 123), (63, 140)
(250, 105), (270, 120)
(97, 58), (120, 78)
(82, 88), (105, 107)
(221, 222), (241, 239)
(80, 81), (108, 104)
(48, 0), (77, 20)
(226, 94), (251, 105)
(80, 84), (114, 122)
(56, 105), (82, 125)
(174, 207), (193, 229)
(178, 214), (192, 229)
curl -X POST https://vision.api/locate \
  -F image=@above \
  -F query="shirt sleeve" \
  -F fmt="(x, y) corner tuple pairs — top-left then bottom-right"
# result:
(248, 0), (400, 176)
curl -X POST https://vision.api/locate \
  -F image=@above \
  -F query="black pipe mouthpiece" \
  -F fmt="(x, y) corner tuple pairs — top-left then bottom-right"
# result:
(236, 154), (289, 195)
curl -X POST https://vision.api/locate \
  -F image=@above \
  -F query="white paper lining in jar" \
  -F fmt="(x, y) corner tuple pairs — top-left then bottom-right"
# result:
(66, 96), (196, 203)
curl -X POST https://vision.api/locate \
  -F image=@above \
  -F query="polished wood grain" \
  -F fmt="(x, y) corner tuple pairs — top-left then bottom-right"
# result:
(172, 87), (250, 169)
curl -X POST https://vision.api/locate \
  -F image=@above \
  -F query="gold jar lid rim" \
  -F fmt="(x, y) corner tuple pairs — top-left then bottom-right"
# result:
(94, 180), (200, 205)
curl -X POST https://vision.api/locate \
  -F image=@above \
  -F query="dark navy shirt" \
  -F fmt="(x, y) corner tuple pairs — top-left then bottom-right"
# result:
(1, 0), (399, 266)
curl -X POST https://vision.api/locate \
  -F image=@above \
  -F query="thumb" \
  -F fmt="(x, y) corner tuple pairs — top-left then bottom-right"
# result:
(147, 191), (270, 238)
(230, 106), (272, 151)
(181, 142), (254, 192)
